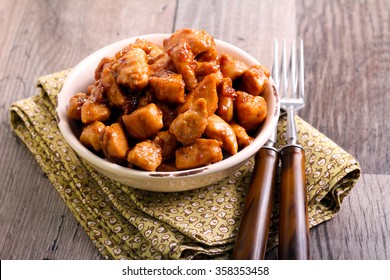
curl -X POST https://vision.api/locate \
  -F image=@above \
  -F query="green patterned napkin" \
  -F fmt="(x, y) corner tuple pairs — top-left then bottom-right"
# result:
(9, 70), (360, 259)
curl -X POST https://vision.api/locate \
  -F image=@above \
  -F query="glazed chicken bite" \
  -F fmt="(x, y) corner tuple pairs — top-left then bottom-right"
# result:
(230, 122), (254, 148)
(88, 81), (106, 103)
(100, 66), (128, 109)
(80, 99), (111, 124)
(100, 123), (129, 162)
(179, 74), (218, 116)
(204, 114), (238, 155)
(195, 60), (220, 78)
(149, 71), (185, 104)
(122, 103), (163, 140)
(95, 57), (114, 80)
(220, 53), (248, 80)
(167, 40), (198, 91)
(133, 38), (163, 63)
(149, 53), (176, 76)
(239, 64), (270, 95)
(154, 131), (179, 162)
(79, 121), (106, 152)
(175, 138), (223, 170)
(217, 94), (234, 123)
(127, 140), (162, 171)
(68, 92), (87, 120)
(217, 78), (236, 123)
(113, 47), (149, 91)
(163, 28), (215, 56)
(235, 91), (267, 132)
(169, 98), (208, 145)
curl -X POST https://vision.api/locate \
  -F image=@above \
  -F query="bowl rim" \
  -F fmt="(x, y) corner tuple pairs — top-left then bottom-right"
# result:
(56, 33), (280, 183)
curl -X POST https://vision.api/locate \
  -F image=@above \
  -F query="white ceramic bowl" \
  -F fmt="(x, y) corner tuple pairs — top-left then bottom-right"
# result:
(57, 34), (280, 192)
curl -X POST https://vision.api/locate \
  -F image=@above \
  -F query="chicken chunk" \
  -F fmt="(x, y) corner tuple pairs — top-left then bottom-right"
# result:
(175, 139), (223, 170)
(133, 38), (163, 63)
(235, 91), (267, 132)
(167, 40), (198, 90)
(113, 47), (149, 91)
(169, 98), (208, 145)
(179, 74), (218, 116)
(163, 28), (215, 56)
(100, 123), (129, 162)
(217, 78), (236, 122)
(88, 81), (106, 103)
(100, 66), (128, 109)
(68, 92), (87, 120)
(239, 64), (270, 96)
(127, 140), (162, 171)
(80, 99), (111, 124)
(122, 103), (163, 140)
(196, 46), (219, 62)
(218, 77), (236, 96)
(149, 72), (185, 104)
(79, 121), (106, 152)
(204, 114), (238, 155)
(195, 60), (220, 78)
(230, 122), (254, 148)
(218, 95), (234, 123)
(95, 57), (114, 80)
(100, 68), (140, 114)
(149, 53), (176, 76)
(220, 53), (248, 80)
(153, 131), (179, 162)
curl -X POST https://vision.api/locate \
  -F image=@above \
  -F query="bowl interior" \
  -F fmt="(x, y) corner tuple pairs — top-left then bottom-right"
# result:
(56, 34), (280, 191)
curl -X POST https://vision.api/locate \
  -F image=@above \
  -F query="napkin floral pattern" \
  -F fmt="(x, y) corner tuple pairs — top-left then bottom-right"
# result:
(9, 70), (361, 259)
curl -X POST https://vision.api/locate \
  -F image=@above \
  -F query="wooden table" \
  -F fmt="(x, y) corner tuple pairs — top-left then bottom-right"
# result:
(1, 0), (389, 260)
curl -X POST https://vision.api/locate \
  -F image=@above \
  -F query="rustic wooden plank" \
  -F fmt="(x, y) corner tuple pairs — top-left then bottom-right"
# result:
(297, 0), (390, 175)
(309, 174), (390, 260)
(0, 0), (177, 101)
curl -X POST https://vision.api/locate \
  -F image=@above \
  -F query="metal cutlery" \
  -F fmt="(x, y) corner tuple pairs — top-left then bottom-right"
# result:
(232, 39), (310, 260)
(277, 39), (310, 260)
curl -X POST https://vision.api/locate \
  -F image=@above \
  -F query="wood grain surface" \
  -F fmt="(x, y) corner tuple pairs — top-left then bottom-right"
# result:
(0, 0), (389, 260)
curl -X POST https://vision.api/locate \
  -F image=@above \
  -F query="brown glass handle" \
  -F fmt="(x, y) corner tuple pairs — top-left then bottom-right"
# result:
(232, 147), (279, 259)
(278, 145), (310, 260)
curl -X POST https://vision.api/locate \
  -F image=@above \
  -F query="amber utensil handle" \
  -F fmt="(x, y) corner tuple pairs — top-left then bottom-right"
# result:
(232, 147), (279, 259)
(278, 145), (310, 260)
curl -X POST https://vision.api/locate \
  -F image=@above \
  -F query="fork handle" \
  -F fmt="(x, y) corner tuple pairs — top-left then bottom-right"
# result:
(278, 145), (310, 260)
(232, 147), (279, 259)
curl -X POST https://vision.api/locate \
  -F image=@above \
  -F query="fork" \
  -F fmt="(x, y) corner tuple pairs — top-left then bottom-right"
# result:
(232, 40), (309, 260)
(277, 40), (310, 259)
(232, 41), (281, 260)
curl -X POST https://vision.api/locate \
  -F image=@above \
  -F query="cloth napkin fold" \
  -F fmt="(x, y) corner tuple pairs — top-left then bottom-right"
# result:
(9, 70), (361, 260)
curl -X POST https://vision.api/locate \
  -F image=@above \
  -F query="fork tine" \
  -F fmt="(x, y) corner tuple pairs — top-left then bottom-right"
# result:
(282, 39), (288, 99)
(290, 40), (298, 99)
(299, 39), (305, 100)
(272, 39), (280, 91)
